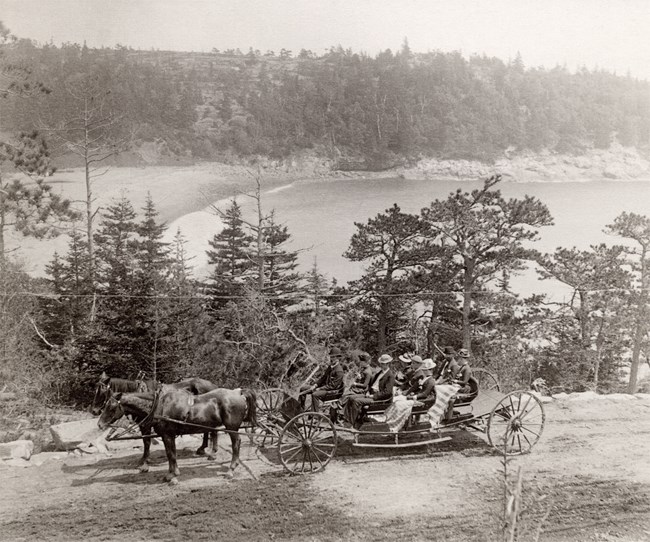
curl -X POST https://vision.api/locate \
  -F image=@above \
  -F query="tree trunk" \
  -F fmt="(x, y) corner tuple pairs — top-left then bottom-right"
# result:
(462, 259), (474, 350)
(628, 248), (648, 393)
(84, 96), (95, 286)
(0, 180), (5, 268)
(377, 297), (387, 352)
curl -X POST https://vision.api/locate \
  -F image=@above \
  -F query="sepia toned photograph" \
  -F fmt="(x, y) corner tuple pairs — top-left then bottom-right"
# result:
(1, 1), (649, 540)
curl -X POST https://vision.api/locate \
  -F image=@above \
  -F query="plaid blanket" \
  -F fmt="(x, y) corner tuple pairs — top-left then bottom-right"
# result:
(384, 395), (417, 433)
(427, 384), (461, 429)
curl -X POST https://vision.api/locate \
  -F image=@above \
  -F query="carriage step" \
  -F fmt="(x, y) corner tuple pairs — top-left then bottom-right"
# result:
(352, 436), (451, 448)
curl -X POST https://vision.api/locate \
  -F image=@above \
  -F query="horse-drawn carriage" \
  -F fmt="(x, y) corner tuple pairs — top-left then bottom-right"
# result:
(253, 368), (546, 474)
(93, 364), (545, 480)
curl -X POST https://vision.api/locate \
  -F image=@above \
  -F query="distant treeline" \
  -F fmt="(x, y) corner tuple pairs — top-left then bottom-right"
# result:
(3, 39), (650, 166)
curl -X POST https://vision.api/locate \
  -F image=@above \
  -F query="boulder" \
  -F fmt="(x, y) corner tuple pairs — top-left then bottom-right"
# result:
(0, 439), (34, 460)
(49, 418), (104, 451)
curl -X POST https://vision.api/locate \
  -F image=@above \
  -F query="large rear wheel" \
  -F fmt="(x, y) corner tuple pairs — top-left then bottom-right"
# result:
(278, 412), (337, 474)
(487, 390), (545, 455)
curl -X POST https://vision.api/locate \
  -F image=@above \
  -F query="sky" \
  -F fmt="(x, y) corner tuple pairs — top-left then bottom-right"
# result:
(3, 0), (650, 80)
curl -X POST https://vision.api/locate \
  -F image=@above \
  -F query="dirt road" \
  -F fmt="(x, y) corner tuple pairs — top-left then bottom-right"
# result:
(1, 393), (650, 541)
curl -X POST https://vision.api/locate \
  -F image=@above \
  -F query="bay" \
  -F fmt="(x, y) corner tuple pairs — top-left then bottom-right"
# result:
(166, 177), (650, 301)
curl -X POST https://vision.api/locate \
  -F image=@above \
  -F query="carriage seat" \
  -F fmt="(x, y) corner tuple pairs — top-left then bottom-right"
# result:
(361, 398), (393, 416)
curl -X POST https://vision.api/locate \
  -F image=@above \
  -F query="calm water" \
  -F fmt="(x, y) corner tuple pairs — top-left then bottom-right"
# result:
(166, 178), (650, 299)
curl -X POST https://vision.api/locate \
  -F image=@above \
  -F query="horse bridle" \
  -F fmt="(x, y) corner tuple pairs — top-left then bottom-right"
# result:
(92, 381), (112, 412)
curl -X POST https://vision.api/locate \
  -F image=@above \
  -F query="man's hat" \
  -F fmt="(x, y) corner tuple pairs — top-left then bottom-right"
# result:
(422, 358), (436, 371)
(378, 354), (393, 365)
(398, 353), (412, 364)
(443, 346), (456, 356)
(410, 355), (424, 365)
(458, 348), (470, 358)
(329, 347), (343, 358)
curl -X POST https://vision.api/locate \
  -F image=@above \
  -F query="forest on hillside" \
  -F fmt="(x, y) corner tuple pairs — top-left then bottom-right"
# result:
(2, 36), (650, 167)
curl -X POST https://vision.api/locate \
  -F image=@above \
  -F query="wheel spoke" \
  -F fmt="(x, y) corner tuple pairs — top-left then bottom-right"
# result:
(310, 441), (335, 448)
(284, 447), (303, 465)
(310, 447), (325, 469)
(306, 415), (317, 439)
(519, 425), (541, 439)
(279, 444), (302, 454)
(520, 432), (533, 449)
(517, 394), (533, 416)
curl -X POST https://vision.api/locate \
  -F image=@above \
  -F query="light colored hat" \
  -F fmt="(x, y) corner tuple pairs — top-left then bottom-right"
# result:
(398, 354), (412, 364)
(410, 355), (423, 364)
(378, 354), (393, 365)
(458, 348), (470, 358)
(422, 358), (436, 370)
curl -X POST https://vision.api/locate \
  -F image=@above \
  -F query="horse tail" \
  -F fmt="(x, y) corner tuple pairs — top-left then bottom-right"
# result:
(242, 389), (257, 426)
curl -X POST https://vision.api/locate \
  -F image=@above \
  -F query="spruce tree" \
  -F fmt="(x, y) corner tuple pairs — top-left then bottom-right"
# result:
(206, 199), (254, 305)
(262, 211), (301, 304)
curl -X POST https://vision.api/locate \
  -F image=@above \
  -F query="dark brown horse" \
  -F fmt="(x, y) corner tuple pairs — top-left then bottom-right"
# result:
(98, 387), (257, 482)
(91, 372), (154, 415)
(93, 375), (220, 471)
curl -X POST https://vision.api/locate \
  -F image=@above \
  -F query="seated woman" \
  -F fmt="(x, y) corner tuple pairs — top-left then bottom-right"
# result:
(443, 348), (477, 422)
(406, 358), (437, 405)
(343, 354), (395, 429)
(385, 358), (437, 432)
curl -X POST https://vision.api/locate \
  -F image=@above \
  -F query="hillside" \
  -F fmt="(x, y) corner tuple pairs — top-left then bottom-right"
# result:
(2, 41), (650, 171)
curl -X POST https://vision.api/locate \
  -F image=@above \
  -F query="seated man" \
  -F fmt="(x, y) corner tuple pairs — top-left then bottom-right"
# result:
(344, 354), (395, 429)
(451, 348), (473, 395)
(303, 347), (345, 410)
(437, 346), (460, 384)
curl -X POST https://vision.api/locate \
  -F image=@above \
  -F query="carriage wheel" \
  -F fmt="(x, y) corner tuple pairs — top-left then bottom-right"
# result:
(278, 412), (337, 474)
(474, 368), (501, 392)
(253, 388), (289, 447)
(487, 390), (545, 455)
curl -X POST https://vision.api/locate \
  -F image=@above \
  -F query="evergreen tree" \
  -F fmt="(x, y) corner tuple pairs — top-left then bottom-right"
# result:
(206, 199), (254, 304)
(261, 211), (301, 304)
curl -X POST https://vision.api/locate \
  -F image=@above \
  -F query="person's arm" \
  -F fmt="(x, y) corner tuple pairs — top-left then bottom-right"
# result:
(416, 379), (436, 400)
(373, 372), (395, 401)
(455, 366), (470, 385)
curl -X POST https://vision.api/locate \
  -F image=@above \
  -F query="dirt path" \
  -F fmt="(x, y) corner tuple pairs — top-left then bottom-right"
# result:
(1, 395), (650, 541)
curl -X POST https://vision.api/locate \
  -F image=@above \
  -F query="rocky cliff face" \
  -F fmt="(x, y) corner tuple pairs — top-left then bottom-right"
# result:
(393, 144), (650, 182)
(130, 142), (650, 183)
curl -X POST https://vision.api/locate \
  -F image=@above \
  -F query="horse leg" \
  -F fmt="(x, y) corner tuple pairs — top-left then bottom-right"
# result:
(162, 433), (180, 483)
(196, 433), (208, 456)
(205, 431), (218, 461)
(225, 431), (240, 479)
(138, 424), (152, 473)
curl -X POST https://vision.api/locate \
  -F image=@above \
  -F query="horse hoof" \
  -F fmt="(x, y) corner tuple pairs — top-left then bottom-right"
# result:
(206, 454), (216, 462)
(168, 477), (179, 486)
(138, 464), (150, 473)
(225, 470), (234, 479)
(195, 448), (206, 456)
